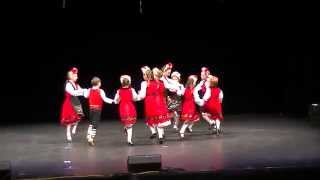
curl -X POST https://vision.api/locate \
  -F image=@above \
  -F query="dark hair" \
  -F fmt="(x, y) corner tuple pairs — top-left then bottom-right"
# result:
(91, 77), (101, 86)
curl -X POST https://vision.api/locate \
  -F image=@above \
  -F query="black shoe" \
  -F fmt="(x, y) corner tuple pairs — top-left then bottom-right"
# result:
(150, 133), (157, 139)
(159, 138), (164, 144)
(128, 142), (134, 146)
(217, 128), (222, 135)
(88, 140), (95, 146)
(186, 128), (192, 133)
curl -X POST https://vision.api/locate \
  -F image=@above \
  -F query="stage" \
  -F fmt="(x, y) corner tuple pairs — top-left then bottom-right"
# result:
(1, 114), (320, 179)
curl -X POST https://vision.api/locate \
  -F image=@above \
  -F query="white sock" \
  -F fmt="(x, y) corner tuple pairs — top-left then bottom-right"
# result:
(157, 127), (164, 138)
(72, 122), (78, 134)
(216, 120), (221, 130)
(66, 125), (72, 141)
(179, 123), (189, 134)
(203, 114), (214, 125)
(174, 111), (179, 127)
(87, 125), (93, 139)
(149, 126), (156, 134)
(188, 123), (194, 129)
(91, 128), (96, 139)
(127, 127), (133, 143)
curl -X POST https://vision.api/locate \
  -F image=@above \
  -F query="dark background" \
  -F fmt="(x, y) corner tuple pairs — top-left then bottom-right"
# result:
(1, 1), (318, 124)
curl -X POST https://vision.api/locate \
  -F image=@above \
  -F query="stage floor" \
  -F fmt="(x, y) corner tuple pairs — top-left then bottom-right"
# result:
(1, 114), (320, 178)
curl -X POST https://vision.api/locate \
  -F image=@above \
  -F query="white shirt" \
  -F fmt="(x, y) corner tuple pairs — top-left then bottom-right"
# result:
(193, 80), (206, 104)
(83, 87), (113, 104)
(160, 76), (179, 92)
(175, 83), (185, 96)
(197, 88), (224, 106)
(65, 81), (85, 96)
(137, 81), (148, 100)
(114, 88), (140, 104)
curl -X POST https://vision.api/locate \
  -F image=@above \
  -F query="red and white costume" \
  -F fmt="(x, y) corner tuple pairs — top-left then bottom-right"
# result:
(193, 67), (210, 103)
(114, 84), (139, 126)
(84, 86), (113, 144)
(179, 78), (200, 123)
(60, 80), (84, 126)
(178, 75), (200, 138)
(203, 87), (224, 120)
(60, 67), (86, 142)
(85, 87), (113, 110)
(114, 75), (139, 145)
(197, 75), (224, 134)
(139, 79), (172, 127)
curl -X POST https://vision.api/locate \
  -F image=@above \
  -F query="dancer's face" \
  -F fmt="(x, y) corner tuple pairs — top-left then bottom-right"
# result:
(201, 71), (207, 80)
(73, 74), (78, 82)
(143, 73), (148, 81)
(96, 82), (101, 88)
(172, 76), (179, 82)
(164, 69), (171, 77)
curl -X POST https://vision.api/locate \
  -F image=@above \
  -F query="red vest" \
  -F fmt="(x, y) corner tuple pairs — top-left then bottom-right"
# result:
(88, 89), (103, 110)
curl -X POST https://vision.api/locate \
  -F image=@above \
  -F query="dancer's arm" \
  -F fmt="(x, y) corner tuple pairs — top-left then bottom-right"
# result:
(176, 85), (185, 96)
(65, 82), (84, 96)
(83, 88), (90, 98)
(100, 89), (114, 104)
(114, 90), (120, 104)
(219, 90), (224, 103)
(131, 88), (140, 101)
(138, 81), (147, 99)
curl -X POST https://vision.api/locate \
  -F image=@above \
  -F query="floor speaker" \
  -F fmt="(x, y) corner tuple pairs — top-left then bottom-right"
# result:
(127, 154), (161, 173)
(0, 161), (11, 180)
(309, 103), (320, 125)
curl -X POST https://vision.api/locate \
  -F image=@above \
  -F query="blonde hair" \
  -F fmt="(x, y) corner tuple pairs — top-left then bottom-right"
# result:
(208, 75), (219, 87)
(144, 69), (153, 81)
(67, 71), (73, 80)
(152, 67), (163, 80)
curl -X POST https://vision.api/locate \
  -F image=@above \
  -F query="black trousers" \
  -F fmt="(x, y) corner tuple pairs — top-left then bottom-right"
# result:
(89, 109), (102, 129)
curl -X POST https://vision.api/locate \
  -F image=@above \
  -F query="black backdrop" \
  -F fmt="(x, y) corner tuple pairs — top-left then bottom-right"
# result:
(1, 1), (318, 124)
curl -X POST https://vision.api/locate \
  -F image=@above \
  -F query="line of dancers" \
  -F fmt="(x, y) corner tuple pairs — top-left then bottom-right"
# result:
(60, 63), (223, 146)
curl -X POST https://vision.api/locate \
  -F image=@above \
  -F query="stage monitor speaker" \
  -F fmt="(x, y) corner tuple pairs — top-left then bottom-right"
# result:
(308, 103), (320, 125)
(127, 154), (161, 173)
(0, 161), (11, 180)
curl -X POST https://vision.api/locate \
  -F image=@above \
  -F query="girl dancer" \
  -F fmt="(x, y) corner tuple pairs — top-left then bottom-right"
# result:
(60, 67), (86, 142)
(138, 66), (158, 139)
(151, 67), (173, 144)
(178, 75), (200, 138)
(84, 77), (114, 146)
(139, 67), (176, 144)
(168, 71), (183, 130)
(197, 75), (224, 135)
(114, 75), (139, 146)
(194, 67), (216, 129)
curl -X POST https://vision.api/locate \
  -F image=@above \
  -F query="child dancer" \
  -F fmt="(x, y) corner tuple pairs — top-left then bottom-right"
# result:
(178, 75), (200, 138)
(60, 67), (86, 142)
(194, 67), (216, 129)
(197, 75), (224, 135)
(84, 77), (114, 146)
(138, 66), (158, 139)
(168, 71), (183, 130)
(114, 75), (139, 146)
